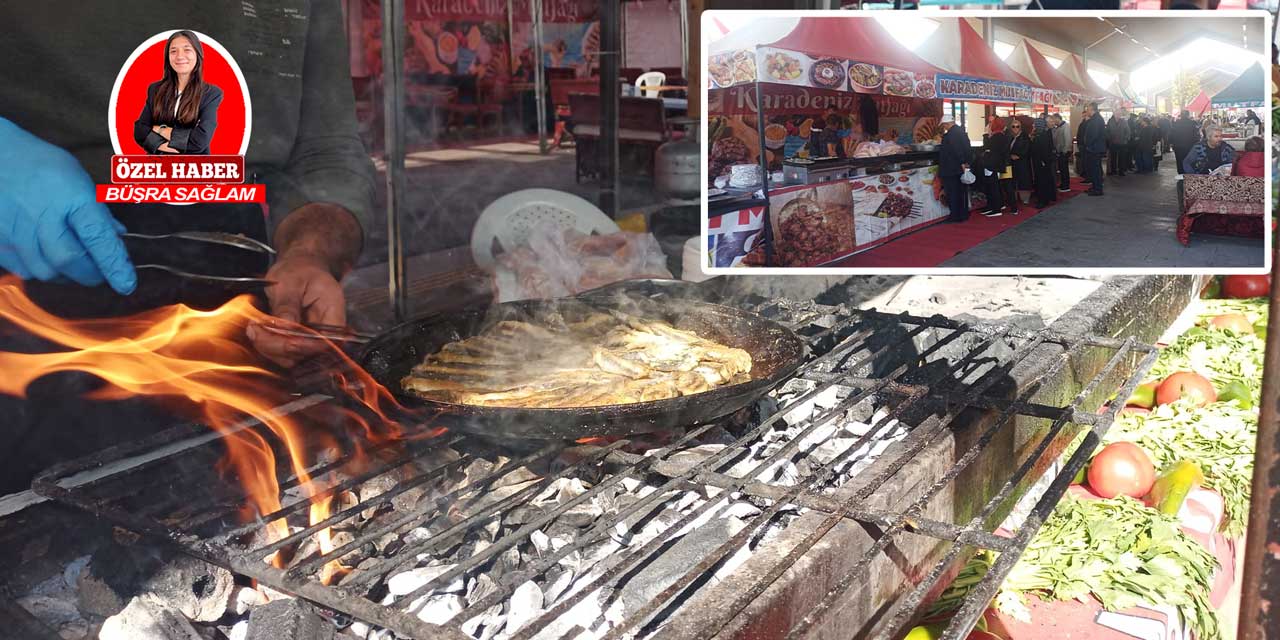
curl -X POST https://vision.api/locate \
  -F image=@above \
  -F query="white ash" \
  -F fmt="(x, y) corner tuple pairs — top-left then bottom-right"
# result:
(17, 556), (93, 640)
(40, 377), (909, 640)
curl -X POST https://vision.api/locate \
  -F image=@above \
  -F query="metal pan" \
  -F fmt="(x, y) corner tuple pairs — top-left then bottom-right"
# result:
(355, 280), (808, 440)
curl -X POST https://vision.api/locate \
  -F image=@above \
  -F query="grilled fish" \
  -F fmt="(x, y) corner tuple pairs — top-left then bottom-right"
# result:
(401, 316), (752, 408)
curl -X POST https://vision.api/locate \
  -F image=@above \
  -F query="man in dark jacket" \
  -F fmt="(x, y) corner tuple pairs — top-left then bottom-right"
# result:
(1106, 109), (1130, 177)
(1169, 110), (1201, 176)
(938, 115), (974, 223)
(1081, 103), (1108, 196)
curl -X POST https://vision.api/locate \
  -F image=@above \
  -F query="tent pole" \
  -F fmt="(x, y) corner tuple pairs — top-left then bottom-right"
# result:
(754, 49), (773, 268)
(534, 0), (548, 154)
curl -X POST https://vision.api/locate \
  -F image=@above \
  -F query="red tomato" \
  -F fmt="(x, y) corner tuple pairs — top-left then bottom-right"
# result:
(1209, 313), (1253, 334)
(1221, 275), (1271, 299)
(1087, 442), (1156, 498)
(1156, 371), (1218, 407)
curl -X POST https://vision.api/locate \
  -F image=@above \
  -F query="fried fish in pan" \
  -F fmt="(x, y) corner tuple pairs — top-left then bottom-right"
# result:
(400, 316), (752, 408)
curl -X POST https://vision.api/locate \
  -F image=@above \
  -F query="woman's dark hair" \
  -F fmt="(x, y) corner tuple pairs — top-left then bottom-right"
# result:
(1245, 136), (1264, 152)
(151, 30), (206, 126)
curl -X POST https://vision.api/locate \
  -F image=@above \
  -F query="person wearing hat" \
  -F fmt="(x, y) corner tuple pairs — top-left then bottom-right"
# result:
(938, 114), (974, 223)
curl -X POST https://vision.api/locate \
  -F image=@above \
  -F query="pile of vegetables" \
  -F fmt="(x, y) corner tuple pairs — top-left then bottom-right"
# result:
(997, 494), (1221, 640)
(918, 278), (1269, 639)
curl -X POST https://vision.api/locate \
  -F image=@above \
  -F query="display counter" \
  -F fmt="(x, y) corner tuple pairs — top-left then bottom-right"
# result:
(707, 161), (947, 268)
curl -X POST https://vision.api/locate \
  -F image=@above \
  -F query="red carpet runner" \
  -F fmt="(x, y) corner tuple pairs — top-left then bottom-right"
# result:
(831, 177), (1089, 268)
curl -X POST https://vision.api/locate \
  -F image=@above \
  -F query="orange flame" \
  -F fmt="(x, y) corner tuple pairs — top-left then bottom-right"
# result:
(0, 276), (418, 584)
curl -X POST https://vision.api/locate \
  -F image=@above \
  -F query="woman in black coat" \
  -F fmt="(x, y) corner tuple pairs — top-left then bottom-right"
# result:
(1006, 117), (1032, 213)
(1029, 116), (1057, 208)
(133, 30), (223, 155)
(980, 118), (1010, 216)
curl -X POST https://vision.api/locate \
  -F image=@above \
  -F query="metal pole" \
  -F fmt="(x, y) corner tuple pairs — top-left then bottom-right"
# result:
(753, 52), (773, 267)
(507, 0), (516, 85)
(381, 0), (408, 322)
(679, 0), (690, 79)
(533, 0), (548, 154)
(600, 0), (621, 217)
(1238, 257), (1280, 640)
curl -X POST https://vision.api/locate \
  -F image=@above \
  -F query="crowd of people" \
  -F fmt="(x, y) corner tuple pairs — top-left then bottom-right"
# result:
(937, 104), (1266, 223)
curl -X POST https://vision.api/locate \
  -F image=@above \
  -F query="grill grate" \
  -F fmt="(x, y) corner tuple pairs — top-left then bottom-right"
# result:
(31, 296), (1156, 640)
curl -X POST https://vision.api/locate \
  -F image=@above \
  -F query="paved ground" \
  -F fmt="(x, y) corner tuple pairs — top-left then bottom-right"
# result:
(942, 154), (1265, 269)
(358, 140), (663, 268)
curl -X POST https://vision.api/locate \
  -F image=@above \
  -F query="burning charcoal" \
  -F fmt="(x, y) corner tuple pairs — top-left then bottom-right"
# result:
(357, 475), (398, 520)
(660, 444), (726, 475)
(459, 601), (504, 640)
(61, 555), (90, 591)
(228, 586), (267, 616)
(502, 581), (544, 637)
(59, 618), (90, 640)
(15, 593), (84, 634)
(543, 568), (576, 604)
(245, 599), (334, 640)
(722, 501), (762, 520)
(100, 595), (203, 640)
(387, 565), (465, 597)
(78, 545), (233, 622)
(224, 620), (248, 640)
(407, 594), (465, 625)
(529, 529), (552, 554)
(674, 491), (703, 512)
(615, 516), (747, 621)
(491, 547), (523, 579)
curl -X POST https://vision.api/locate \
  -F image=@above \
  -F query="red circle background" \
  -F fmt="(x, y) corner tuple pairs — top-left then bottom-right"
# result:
(113, 37), (247, 155)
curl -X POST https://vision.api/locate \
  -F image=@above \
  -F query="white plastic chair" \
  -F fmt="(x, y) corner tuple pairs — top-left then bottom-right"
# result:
(635, 71), (666, 99)
(470, 188), (620, 271)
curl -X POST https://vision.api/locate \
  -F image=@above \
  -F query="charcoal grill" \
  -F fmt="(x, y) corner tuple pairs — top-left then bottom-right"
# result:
(29, 295), (1157, 640)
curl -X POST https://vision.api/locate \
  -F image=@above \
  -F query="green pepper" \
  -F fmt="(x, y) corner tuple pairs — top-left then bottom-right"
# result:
(1217, 380), (1254, 409)
(1200, 278), (1221, 299)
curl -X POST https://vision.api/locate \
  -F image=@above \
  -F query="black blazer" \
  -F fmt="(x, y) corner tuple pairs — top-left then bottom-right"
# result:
(938, 125), (973, 177)
(133, 81), (223, 155)
(982, 131), (1009, 173)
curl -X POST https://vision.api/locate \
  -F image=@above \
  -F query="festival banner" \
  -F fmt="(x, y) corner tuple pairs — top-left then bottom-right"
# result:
(936, 74), (1033, 104)
(358, 0), (598, 81)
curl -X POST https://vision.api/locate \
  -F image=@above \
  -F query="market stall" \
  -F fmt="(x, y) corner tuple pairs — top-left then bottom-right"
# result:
(1210, 62), (1266, 140)
(705, 18), (1089, 268)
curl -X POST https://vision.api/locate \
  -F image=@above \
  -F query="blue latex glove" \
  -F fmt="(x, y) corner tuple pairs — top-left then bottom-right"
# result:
(0, 118), (136, 294)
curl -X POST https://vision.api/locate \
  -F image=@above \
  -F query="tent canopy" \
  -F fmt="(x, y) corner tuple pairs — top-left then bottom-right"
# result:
(1005, 39), (1087, 95)
(1210, 61), (1265, 107)
(915, 18), (1033, 85)
(1059, 54), (1115, 99)
(763, 17), (947, 76)
(707, 17), (800, 55)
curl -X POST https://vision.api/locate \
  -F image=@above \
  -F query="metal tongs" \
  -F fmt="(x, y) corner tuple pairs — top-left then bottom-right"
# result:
(124, 231), (276, 286)
(253, 319), (376, 345)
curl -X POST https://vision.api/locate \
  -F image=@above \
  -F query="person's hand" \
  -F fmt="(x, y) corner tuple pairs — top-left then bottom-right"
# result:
(245, 203), (362, 368)
(157, 143), (180, 153)
(246, 252), (346, 368)
(0, 118), (136, 294)
(151, 125), (172, 141)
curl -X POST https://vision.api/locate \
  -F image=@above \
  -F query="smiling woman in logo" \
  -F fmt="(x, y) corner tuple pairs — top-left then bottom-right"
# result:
(133, 30), (222, 155)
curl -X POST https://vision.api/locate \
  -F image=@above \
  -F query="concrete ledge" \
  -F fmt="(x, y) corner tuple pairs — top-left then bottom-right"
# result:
(662, 275), (1198, 640)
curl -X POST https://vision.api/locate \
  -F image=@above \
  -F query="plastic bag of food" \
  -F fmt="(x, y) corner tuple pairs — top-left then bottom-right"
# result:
(494, 222), (672, 302)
